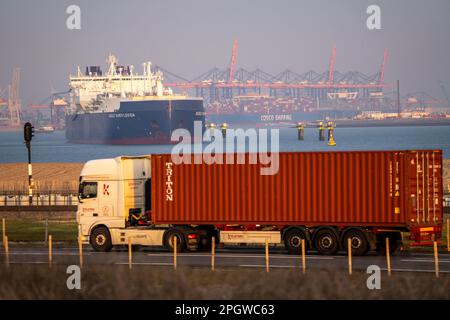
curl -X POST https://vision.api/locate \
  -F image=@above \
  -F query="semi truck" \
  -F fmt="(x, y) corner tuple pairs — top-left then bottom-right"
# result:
(77, 150), (443, 256)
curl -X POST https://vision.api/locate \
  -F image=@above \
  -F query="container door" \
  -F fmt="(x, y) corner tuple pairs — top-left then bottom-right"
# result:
(407, 150), (442, 226)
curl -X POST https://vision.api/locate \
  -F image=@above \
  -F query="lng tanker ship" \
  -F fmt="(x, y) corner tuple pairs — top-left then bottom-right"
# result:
(66, 55), (204, 144)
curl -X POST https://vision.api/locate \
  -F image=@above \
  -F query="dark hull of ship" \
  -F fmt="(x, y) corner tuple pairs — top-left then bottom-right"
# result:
(206, 110), (358, 126)
(66, 99), (204, 145)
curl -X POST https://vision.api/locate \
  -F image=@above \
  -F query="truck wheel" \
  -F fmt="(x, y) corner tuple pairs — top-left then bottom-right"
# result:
(164, 229), (186, 253)
(284, 229), (308, 254)
(314, 228), (339, 255)
(90, 226), (113, 252)
(196, 227), (217, 252)
(343, 229), (369, 256)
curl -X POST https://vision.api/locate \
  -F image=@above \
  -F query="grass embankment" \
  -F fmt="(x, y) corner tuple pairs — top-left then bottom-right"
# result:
(3, 219), (77, 243)
(0, 265), (448, 299)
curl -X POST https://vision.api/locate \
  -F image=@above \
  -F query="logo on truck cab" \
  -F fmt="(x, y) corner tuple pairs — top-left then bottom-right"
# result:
(103, 184), (110, 196)
(165, 162), (174, 201)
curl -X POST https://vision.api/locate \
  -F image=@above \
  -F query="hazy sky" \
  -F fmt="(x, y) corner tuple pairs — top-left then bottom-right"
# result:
(1, 0), (449, 105)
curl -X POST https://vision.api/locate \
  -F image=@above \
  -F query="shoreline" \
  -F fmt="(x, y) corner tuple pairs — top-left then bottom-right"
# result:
(332, 118), (450, 127)
(2, 118), (450, 133)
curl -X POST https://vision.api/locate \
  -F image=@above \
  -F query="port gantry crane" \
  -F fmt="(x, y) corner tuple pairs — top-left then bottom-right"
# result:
(28, 89), (71, 127)
(438, 81), (450, 109)
(8, 68), (21, 127)
(159, 41), (390, 102)
(228, 39), (238, 84)
(378, 48), (388, 85)
(327, 44), (336, 84)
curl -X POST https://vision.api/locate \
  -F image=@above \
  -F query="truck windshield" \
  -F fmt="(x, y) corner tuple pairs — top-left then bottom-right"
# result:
(79, 182), (98, 199)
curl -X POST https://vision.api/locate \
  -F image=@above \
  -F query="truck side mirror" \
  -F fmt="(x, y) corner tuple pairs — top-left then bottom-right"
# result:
(77, 193), (84, 204)
(78, 182), (84, 203)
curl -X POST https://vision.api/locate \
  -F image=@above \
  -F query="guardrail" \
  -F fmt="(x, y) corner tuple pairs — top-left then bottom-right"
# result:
(0, 191), (78, 206)
(1, 191), (449, 209)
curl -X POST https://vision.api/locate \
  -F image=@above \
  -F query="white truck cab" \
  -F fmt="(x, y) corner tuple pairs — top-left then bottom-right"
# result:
(77, 155), (198, 251)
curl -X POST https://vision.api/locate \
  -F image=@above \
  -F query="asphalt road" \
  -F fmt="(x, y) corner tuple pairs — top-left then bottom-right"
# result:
(2, 246), (450, 274)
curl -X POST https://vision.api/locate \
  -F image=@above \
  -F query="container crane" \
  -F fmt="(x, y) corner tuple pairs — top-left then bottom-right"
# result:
(228, 39), (238, 84)
(8, 68), (21, 127)
(378, 48), (388, 84)
(327, 44), (336, 84)
(438, 81), (450, 109)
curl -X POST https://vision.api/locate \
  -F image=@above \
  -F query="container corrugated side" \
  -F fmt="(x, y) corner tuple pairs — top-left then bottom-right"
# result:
(151, 150), (442, 228)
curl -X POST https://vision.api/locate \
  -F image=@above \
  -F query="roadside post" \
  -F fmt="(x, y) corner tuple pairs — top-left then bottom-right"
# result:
(4, 235), (9, 267)
(2, 218), (5, 245)
(434, 241), (439, 278)
(173, 236), (177, 270)
(128, 237), (132, 270)
(48, 235), (52, 268)
(78, 234), (83, 268)
(447, 218), (449, 253)
(347, 238), (352, 275)
(301, 239), (306, 274)
(211, 236), (215, 272)
(386, 238), (391, 276)
(265, 238), (269, 273)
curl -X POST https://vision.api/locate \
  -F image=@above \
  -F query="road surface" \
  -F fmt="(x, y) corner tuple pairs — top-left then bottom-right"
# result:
(2, 246), (450, 274)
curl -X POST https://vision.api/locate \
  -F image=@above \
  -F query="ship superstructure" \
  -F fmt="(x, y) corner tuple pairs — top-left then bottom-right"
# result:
(66, 55), (204, 144)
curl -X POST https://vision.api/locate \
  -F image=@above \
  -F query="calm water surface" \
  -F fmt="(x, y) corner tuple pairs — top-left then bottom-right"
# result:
(0, 126), (449, 163)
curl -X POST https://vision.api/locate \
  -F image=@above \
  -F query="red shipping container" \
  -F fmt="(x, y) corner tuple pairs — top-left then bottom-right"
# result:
(152, 150), (443, 231)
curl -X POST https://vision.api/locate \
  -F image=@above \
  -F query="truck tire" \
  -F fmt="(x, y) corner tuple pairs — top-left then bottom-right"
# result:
(342, 229), (369, 256)
(196, 226), (217, 252)
(90, 226), (113, 252)
(164, 228), (187, 253)
(284, 228), (308, 254)
(313, 228), (339, 255)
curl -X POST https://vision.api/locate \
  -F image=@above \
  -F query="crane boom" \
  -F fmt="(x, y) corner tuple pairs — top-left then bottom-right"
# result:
(8, 68), (21, 126)
(327, 44), (336, 84)
(228, 39), (238, 84)
(379, 48), (388, 84)
(439, 81), (450, 109)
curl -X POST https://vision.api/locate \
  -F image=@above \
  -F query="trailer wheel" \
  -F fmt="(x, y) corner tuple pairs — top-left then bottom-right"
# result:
(90, 226), (113, 252)
(164, 229), (187, 253)
(343, 229), (369, 256)
(284, 228), (308, 254)
(313, 228), (339, 255)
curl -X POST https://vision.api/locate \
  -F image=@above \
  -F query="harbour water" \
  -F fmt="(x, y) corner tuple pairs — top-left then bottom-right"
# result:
(0, 125), (449, 163)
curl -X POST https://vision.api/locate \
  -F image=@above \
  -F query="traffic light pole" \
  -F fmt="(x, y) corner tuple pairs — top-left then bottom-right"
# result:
(27, 141), (33, 205)
(24, 122), (34, 205)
